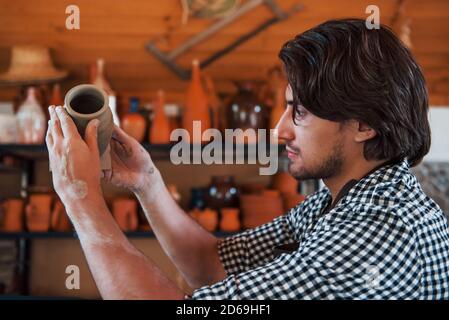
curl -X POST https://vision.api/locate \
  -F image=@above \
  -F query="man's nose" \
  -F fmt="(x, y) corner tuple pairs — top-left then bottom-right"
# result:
(274, 107), (295, 142)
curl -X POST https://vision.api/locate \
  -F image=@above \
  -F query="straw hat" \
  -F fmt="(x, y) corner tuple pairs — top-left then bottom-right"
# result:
(0, 45), (68, 84)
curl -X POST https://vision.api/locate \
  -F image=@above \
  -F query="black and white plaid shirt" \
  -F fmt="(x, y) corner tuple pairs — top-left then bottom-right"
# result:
(191, 159), (449, 299)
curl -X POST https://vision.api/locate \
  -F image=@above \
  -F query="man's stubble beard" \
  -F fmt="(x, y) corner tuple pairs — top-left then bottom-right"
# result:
(289, 140), (345, 181)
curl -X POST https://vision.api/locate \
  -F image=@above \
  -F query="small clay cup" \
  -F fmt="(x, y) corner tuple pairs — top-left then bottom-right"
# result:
(64, 84), (113, 156)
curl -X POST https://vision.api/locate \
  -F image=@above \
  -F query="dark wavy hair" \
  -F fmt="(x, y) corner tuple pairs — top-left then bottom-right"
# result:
(278, 18), (430, 167)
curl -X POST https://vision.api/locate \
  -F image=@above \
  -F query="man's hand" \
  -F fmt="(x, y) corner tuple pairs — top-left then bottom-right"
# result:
(103, 125), (159, 195)
(46, 105), (102, 207)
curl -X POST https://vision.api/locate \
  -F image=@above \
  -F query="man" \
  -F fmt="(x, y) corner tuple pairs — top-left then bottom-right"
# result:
(46, 19), (449, 299)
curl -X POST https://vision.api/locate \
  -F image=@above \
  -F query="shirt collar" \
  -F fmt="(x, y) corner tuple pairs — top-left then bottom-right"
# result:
(321, 158), (409, 214)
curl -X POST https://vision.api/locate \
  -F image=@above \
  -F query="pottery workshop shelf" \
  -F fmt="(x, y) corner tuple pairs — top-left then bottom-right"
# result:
(0, 143), (287, 161)
(0, 231), (238, 240)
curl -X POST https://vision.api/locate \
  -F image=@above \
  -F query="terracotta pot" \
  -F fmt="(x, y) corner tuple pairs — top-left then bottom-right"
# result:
(64, 84), (113, 156)
(150, 90), (171, 144)
(50, 83), (64, 106)
(51, 200), (72, 232)
(183, 60), (211, 143)
(1, 199), (24, 232)
(197, 208), (218, 232)
(25, 193), (52, 232)
(16, 87), (46, 144)
(112, 198), (138, 232)
(220, 208), (240, 232)
(189, 208), (202, 222)
(122, 97), (146, 142)
(282, 193), (306, 211)
(240, 194), (283, 229)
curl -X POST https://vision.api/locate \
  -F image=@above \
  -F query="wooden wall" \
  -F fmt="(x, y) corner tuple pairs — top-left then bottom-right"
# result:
(0, 0), (449, 107)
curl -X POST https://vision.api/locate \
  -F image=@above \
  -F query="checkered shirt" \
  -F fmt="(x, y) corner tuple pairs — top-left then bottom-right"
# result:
(192, 159), (449, 299)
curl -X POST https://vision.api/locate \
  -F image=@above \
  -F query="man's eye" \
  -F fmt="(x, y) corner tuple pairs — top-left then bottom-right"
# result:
(294, 109), (306, 121)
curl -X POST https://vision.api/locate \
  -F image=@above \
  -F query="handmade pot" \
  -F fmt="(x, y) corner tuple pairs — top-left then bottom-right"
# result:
(51, 200), (72, 232)
(1, 198), (24, 232)
(64, 84), (113, 156)
(122, 97), (146, 142)
(25, 193), (52, 232)
(16, 87), (46, 144)
(112, 198), (138, 232)
(197, 208), (218, 232)
(219, 207), (240, 232)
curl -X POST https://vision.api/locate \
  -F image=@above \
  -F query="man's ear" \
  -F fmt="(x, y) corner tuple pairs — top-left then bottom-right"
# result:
(354, 122), (377, 143)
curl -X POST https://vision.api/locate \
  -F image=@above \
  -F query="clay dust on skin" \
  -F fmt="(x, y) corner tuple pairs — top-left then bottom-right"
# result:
(59, 151), (88, 200)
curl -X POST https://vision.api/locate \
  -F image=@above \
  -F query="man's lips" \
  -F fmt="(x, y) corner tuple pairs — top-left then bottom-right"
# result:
(286, 146), (299, 158)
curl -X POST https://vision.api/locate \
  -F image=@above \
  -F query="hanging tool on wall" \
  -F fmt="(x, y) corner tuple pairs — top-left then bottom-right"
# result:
(145, 0), (303, 80)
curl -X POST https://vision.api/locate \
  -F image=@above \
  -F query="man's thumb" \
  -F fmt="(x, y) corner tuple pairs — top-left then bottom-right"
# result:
(86, 119), (100, 156)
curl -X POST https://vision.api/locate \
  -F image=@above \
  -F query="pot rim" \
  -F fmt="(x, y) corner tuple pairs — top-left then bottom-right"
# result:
(64, 84), (109, 119)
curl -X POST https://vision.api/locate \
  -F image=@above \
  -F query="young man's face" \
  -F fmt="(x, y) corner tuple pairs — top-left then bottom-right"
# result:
(276, 85), (352, 180)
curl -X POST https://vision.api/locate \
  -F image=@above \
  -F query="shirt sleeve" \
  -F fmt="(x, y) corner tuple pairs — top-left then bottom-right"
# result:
(217, 211), (297, 275)
(192, 209), (422, 299)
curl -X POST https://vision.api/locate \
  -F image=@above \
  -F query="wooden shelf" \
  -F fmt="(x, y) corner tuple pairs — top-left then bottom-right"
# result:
(0, 143), (287, 161)
(0, 230), (239, 240)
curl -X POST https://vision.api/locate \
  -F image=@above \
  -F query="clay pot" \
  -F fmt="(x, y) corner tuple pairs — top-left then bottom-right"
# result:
(64, 84), (113, 156)
(282, 193), (306, 211)
(197, 208), (218, 232)
(183, 60), (211, 143)
(50, 83), (64, 106)
(1, 199), (24, 232)
(226, 81), (268, 143)
(51, 200), (72, 232)
(25, 193), (52, 232)
(189, 208), (202, 222)
(112, 198), (138, 232)
(240, 193), (284, 229)
(150, 90), (171, 144)
(220, 208), (240, 232)
(122, 97), (146, 142)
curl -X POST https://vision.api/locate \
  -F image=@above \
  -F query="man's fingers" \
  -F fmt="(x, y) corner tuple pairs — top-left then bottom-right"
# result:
(112, 125), (134, 145)
(45, 124), (54, 147)
(48, 106), (63, 139)
(85, 119), (100, 157)
(55, 105), (81, 140)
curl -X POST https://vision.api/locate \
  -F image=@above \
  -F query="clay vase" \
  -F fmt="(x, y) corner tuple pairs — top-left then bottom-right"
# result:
(50, 83), (64, 106)
(150, 90), (171, 144)
(122, 97), (146, 142)
(51, 200), (72, 232)
(220, 208), (240, 232)
(203, 72), (223, 130)
(197, 208), (218, 232)
(16, 87), (46, 144)
(91, 58), (121, 126)
(64, 84), (113, 156)
(268, 68), (287, 131)
(183, 60), (211, 143)
(226, 81), (269, 144)
(1, 199), (24, 232)
(112, 198), (138, 232)
(25, 194), (52, 232)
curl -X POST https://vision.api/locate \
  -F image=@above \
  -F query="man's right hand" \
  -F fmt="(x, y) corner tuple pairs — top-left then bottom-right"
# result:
(103, 125), (159, 194)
